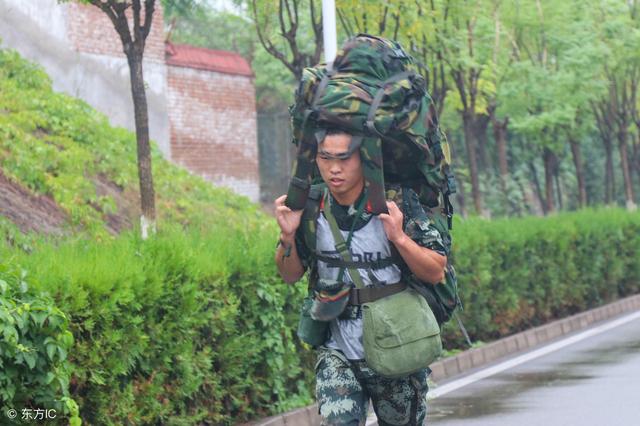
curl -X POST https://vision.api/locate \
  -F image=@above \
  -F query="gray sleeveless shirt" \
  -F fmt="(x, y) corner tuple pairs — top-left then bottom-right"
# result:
(315, 213), (401, 360)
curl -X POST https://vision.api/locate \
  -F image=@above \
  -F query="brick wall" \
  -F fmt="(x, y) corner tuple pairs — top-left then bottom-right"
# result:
(167, 65), (260, 201)
(63, 1), (259, 201)
(66, 1), (165, 62)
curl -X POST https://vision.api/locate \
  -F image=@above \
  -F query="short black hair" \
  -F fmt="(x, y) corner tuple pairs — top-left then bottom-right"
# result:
(324, 127), (351, 136)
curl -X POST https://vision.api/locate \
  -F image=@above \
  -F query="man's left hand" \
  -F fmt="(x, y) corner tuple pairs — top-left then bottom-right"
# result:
(379, 201), (406, 244)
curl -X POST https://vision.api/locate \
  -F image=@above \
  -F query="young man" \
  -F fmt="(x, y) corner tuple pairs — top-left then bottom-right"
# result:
(274, 130), (447, 425)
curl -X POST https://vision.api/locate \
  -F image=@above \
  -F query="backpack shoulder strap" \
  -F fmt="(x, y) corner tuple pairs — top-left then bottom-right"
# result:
(300, 183), (326, 256)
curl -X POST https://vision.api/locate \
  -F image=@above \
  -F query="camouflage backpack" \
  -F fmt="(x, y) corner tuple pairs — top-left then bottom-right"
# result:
(286, 34), (461, 325)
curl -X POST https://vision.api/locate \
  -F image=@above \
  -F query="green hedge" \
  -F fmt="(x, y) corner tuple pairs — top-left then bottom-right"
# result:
(443, 208), (640, 346)
(2, 209), (639, 424)
(1, 223), (312, 425)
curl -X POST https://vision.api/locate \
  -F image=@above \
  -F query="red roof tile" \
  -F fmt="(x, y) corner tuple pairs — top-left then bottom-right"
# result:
(165, 43), (253, 77)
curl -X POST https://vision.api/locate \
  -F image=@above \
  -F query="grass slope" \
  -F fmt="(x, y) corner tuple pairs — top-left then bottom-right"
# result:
(0, 47), (264, 238)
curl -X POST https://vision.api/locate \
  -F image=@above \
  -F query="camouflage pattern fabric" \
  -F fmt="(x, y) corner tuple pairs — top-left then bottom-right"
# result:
(315, 347), (429, 426)
(385, 186), (447, 256)
(287, 33), (461, 325)
(287, 34), (456, 213)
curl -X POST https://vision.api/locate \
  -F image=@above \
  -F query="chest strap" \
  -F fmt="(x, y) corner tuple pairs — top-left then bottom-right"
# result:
(315, 254), (396, 270)
(348, 281), (407, 305)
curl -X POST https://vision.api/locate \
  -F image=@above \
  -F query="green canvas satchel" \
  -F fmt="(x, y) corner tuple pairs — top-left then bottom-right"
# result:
(362, 287), (442, 378)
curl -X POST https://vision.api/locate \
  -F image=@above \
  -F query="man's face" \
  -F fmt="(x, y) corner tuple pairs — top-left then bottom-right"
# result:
(316, 132), (365, 204)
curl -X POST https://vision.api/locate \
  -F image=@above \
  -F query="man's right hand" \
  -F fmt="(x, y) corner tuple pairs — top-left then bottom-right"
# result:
(274, 195), (304, 238)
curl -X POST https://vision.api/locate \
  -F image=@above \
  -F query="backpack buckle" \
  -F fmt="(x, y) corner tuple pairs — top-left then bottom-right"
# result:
(334, 241), (348, 255)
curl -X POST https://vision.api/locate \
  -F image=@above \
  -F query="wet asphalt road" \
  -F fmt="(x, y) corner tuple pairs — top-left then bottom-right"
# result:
(427, 312), (640, 426)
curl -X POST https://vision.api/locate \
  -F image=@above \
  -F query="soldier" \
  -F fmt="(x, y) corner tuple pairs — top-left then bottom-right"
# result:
(274, 129), (447, 425)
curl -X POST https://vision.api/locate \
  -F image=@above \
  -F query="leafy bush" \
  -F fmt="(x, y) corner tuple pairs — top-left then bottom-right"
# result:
(0, 262), (81, 425)
(443, 208), (640, 346)
(3, 224), (312, 425)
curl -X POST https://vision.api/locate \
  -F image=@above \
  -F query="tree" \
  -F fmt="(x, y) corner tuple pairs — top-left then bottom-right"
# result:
(591, 0), (639, 210)
(499, 0), (604, 213)
(249, 0), (324, 81)
(246, 0), (637, 216)
(438, 0), (499, 216)
(69, 0), (173, 238)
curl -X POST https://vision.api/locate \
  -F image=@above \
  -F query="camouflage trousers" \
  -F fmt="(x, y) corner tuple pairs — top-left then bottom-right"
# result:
(315, 348), (430, 426)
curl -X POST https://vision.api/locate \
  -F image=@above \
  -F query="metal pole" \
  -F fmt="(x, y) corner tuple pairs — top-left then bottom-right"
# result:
(322, 0), (337, 64)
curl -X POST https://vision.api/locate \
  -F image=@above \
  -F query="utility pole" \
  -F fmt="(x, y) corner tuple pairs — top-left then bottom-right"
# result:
(322, 0), (337, 63)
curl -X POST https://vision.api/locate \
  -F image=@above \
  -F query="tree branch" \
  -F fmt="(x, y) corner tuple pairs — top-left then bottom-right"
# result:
(337, 8), (353, 38)
(309, 0), (323, 65)
(379, 5), (389, 35)
(90, 0), (133, 52)
(141, 0), (155, 41)
(131, 0), (143, 47)
(392, 11), (400, 40)
(250, 0), (296, 76)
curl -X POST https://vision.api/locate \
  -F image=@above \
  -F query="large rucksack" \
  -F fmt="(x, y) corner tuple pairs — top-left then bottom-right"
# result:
(286, 34), (462, 325)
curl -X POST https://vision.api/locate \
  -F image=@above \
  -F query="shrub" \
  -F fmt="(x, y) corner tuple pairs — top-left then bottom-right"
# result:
(5, 224), (311, 425)
(443, 208), (640, 346)
(0, 261), (81, 425)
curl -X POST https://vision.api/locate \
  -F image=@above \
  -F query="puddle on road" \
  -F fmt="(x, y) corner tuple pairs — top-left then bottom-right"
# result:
(428, 336), (640, 422)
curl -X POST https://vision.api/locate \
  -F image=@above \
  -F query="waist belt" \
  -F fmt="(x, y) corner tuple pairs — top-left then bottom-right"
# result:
(348, 281), (407, 305)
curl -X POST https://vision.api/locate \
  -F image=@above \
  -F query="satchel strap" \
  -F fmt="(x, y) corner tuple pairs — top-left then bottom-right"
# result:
(323, 189), (367, 289)
(349, 281), (407, 305)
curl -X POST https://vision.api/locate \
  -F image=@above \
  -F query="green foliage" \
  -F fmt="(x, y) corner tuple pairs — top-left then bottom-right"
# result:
(442, 208), (640, 346)
(3, 224), (313, 424)
(0, 262), (81, 426)
(1, 18), (639, 425)
(0, 45), (313, 423)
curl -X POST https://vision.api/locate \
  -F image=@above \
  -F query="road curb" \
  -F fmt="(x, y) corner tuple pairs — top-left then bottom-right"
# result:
(247, 293), (640, 426)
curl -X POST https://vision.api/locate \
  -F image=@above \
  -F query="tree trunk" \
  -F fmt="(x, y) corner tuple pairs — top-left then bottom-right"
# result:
(529, 160), (546, 215)
(543, 147), (555, 214)
(493, 117), (509, 194)
(617, 128), (637, 210)
(455, 174), (468, 218)
(474, 114), (492, 174)
(462, 112), (484, 215)
(633, 138), (640, 189)
(126, 50), (157, 238)
(554, 167), (563, 211)
(569, 137), (587, 208)
(449, 136), (467, 218)
(603, 137), (615, 205)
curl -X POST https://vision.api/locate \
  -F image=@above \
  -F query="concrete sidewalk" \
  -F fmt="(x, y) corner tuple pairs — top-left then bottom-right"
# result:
(248, 293), (640, 426)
